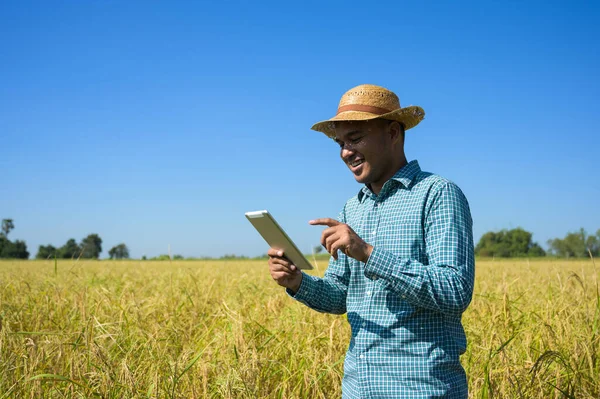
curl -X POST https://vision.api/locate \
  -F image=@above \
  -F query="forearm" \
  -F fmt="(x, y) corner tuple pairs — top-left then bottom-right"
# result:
(364, 247), (474, 315)
(287, 272), (348, 314)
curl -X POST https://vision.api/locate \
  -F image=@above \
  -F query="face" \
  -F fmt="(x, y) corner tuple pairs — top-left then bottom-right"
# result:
(333, 119), (402, 192)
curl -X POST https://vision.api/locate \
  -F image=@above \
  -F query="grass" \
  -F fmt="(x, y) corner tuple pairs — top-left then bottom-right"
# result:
(0, 258), (598, 398)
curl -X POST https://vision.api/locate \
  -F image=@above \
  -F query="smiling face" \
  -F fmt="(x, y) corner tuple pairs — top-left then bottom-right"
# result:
(333, 119), (406, 194)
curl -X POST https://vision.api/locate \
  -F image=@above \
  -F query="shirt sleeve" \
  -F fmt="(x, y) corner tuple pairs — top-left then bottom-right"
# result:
(363, 181), (475, 315)
(286, 208), (351, 315)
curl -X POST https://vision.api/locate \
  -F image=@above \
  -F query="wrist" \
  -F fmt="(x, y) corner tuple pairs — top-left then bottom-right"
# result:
(360, 244), (373, 263)
(287, 273), (303, 294)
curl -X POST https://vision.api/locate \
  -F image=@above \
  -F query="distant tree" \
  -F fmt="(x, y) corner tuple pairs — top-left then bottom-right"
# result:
(108, 243), (130, 259)
(58, 238), (81, 259)
(36, 244), (57, 259)
(0, 220), (29, 259)
(173, 254), (184, 260)
(0, 236), (7, 256)
(0, 238), (29, 259)
(588, 229), (600, 255)
(220, 254), (248, 260)
(475, 228), (546, 257)
(1, 219), (14, 238)
(547, 228), (600, 258)
(313, 245), (324, 254)
(528, 243), (546, 257)
(80, 234), (102, 259)
(141, 255), (147, 260)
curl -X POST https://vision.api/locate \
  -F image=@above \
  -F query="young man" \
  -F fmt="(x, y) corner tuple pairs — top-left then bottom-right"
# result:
(268, 84), (475, 398)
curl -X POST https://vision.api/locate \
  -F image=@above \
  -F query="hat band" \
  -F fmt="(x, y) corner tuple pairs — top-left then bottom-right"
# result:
(336, 104), (394, 115)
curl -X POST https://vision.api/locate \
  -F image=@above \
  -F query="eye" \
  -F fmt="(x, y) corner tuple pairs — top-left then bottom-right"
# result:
(351, 136), (363, 144)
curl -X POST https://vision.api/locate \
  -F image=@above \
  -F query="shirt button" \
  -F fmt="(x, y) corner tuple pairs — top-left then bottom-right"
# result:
(359, 354), (365, 359)
(366, 291), (372, 296)
(372, 229), (376, 235)
(402, 295), (406, 299)
(361, 321), (366, 327)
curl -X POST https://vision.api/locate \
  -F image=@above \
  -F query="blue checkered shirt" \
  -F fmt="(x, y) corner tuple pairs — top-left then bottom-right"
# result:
(289, 160), (475, 398)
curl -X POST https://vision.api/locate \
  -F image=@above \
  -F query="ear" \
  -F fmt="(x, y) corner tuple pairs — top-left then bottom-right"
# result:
(388, 121), (403, 144)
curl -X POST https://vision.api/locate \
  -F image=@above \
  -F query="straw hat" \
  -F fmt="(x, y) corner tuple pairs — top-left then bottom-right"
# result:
(311, 84), (425, 137)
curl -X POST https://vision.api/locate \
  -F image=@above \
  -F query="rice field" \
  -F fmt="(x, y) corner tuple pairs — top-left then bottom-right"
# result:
(0, 257), (598, 398)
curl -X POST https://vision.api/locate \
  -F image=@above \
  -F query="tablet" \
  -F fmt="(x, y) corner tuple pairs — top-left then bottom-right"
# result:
(245, 210), (314, 270)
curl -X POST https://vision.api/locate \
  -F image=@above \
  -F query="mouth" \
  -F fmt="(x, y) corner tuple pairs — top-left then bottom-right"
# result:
(349, 159), (364, 167)
(348, 158), (365, 174)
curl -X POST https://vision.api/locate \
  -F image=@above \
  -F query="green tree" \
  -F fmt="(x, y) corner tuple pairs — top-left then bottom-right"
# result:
(547, 228), (600, 257)
(58, 239), (81, 259)
(36, 244), (57, 259)
(475, 227), (545, 257)
(80, 234), (102, 259)
(0, 238), (29, 259)
(0, 236), (7, 256)
(1, 219), (14, 238)
(108, 243), (130, 259)
(585, 229), (600, 255)
(528, 243), (546, 257)
(0, 220), (29, 259)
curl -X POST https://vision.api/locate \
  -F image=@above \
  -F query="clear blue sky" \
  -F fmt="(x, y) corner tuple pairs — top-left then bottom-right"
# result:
(1, 0), (599, 259)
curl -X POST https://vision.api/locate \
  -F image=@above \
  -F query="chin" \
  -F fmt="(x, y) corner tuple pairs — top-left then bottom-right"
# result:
(347, 162), (372, 184)
(353, 172), (371, 185)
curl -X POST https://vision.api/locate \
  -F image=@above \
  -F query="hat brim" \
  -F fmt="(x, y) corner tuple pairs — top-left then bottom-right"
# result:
(311, 106), (425, 138)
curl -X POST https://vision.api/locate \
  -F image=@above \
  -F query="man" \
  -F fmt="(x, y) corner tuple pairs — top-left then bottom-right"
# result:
(268, 84), (475, 398)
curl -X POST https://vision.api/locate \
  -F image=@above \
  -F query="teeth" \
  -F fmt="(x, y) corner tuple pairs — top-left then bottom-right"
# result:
(351, 160), (363, 167)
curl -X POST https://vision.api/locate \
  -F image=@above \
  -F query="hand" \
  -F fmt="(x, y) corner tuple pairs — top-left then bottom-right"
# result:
(309, 218), (373, 262)
(267, 248), (303, 293)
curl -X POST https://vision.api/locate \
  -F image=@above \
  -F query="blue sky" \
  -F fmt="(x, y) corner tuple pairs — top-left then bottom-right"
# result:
(1, 0), (599, 259)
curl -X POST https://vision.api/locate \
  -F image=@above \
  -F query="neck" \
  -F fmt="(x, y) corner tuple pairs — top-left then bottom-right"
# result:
(370, 156), (408, 195)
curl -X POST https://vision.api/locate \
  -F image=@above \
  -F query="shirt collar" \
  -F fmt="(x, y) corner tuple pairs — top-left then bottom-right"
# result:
(358, 160), (421, 203)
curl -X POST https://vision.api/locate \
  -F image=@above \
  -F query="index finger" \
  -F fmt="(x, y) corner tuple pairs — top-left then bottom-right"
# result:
(309, 218), (340, 227)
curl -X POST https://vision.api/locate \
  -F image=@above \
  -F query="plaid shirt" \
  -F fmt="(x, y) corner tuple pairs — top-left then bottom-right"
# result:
(290, 160), (474, 398)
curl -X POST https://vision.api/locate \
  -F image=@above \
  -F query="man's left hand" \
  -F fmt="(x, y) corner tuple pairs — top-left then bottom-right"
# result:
(309, 218), (373, 262)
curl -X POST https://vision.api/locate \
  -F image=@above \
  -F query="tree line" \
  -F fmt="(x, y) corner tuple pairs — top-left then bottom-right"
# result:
(475, 227), (600, 258)
(2, 218), (600, 260)
(0, 219), (129, 260)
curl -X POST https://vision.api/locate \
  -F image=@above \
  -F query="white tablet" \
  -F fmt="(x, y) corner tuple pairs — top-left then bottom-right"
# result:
(245, 210), (314, 270)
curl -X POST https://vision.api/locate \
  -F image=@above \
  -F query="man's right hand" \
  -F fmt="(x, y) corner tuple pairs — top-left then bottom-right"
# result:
(267, 248), (303, 294)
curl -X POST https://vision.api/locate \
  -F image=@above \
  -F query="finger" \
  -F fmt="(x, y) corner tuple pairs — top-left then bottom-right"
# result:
(267, 248), (286, 258)
(271, 265), (295, 277)
(270, 257), (296, 272)
(271, 265), (300, 279)
(309, 218), (340, 227)
(330, 240), (348, 261)
(320, 226), (338, 247)
(269, 258), (295, 271)
(272, 270), (297, 283)
(324, 233), (341, 258)
(324, 232), (340, 252)
(267, 248), (284, 257)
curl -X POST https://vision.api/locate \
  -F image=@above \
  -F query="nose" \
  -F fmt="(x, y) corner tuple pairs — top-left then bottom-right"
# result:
(341, 146), (355, 160)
